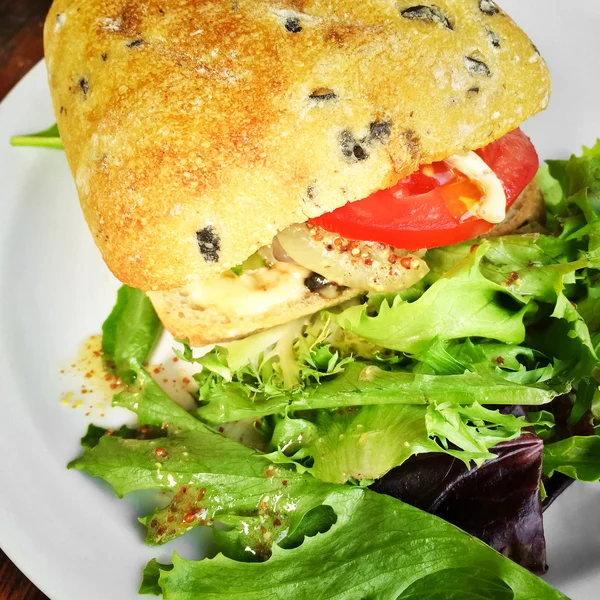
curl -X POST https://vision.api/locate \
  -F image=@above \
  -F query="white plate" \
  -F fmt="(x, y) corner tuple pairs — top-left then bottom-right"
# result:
(0, 1), (599, 598)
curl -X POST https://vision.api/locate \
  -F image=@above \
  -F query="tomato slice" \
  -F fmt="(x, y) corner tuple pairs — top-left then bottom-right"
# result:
(310, 129), (539, 249)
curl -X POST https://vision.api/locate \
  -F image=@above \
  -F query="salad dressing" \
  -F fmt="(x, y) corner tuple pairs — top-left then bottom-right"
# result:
(59, 335), (125, 414)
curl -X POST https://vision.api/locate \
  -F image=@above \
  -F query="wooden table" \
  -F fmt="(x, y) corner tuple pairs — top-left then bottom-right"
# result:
(0, 1), (54, 597)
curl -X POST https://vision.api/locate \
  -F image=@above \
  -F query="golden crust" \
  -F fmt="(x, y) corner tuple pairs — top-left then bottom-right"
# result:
(45, 0), (551, 290)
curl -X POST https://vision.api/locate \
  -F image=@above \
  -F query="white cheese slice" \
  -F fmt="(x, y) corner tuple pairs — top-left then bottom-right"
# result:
(446, 151), (507, 224)
(185, 262), (311, 317)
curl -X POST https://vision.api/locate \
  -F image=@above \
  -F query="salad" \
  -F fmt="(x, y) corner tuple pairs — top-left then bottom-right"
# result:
(13, 127), (600, 598)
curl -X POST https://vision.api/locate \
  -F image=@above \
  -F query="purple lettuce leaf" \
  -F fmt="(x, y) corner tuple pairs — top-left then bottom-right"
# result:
(371, 433), (547, 574)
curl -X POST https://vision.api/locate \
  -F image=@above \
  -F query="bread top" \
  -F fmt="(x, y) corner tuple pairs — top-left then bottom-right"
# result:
(44, 0), (550, 291)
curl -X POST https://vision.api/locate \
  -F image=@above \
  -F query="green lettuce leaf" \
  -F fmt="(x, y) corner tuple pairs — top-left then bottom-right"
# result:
(77, 368), (338, 552)
(568, 378), (597, 427)
(10, 123), (63, 149)
(140, 560), (173, 596)
(69, 406), (563, 599)
(526, 411), (556, 441)
(268, 402), (525, 483)
(543, 435), (600, 482)
(543, 141), (600, 255)
(566, 141), (600, 215)
(190, 315), (357, 397)
(196, 361), (567, 425)
(536, 165), (566, 218)
(153, 490), (564, 600)
(80, 423), (138, 448)
(477, 236), (585, 304)
(102, 285), (163, 384)
(113, 364), (201, 434)
(332, 232), (597, 357)
(577, 272), (600, 332)
(230, 252), (266, 276)
(69, 425), (346, 552)
(527, 294), (598, 383)
(330, 244), (531, 354)
(396, 568), (515, 600)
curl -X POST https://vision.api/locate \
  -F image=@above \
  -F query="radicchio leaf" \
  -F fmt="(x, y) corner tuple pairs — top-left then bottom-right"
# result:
(371, 433), (547, 573)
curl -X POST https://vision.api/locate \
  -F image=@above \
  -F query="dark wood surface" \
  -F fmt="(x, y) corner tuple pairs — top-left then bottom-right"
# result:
(0, 2), (54, 598)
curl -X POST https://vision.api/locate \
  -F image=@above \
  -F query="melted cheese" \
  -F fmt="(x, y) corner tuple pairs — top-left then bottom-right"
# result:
(185, 262), (312, 317)
(446, 151), (507, 224)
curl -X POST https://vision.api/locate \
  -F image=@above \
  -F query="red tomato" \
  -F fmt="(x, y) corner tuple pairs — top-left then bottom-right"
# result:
(310, 129), (539, 249)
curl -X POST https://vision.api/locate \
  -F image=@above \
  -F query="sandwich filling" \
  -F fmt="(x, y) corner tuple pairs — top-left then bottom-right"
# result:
(183, 129), (539, 315)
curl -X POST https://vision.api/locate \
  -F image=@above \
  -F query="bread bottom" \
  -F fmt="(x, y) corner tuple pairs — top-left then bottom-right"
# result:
(150, 179), (544, 347)
(148, 286), (361, 347)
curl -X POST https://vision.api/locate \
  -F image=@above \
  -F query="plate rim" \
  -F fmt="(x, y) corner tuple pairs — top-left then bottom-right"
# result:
(2, 2), (600, 595)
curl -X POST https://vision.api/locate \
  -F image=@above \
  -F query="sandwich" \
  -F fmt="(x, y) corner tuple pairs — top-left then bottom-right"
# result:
(44, 0), (550, 346)
(38, 1), (600, 595)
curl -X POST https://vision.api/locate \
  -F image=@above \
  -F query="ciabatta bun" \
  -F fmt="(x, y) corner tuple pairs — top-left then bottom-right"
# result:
(45, 0), (550, 291)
